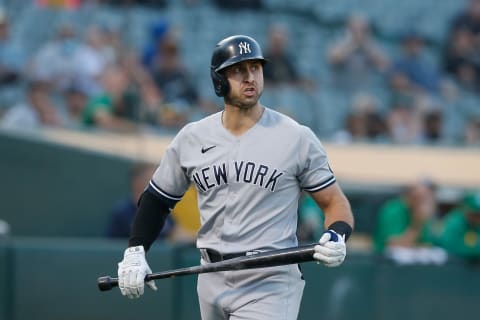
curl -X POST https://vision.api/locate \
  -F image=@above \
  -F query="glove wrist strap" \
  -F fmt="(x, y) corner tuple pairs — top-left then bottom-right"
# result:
(328, 221), (353, 242)
(125, 245), (145, 256)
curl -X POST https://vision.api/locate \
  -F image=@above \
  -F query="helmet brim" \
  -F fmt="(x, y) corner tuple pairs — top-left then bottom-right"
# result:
(215, 57), (268, 72)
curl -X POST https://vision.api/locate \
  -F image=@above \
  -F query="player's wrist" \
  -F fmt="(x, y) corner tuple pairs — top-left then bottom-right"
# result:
(125, 245), (145, 255)
(327, 221), (353, 242)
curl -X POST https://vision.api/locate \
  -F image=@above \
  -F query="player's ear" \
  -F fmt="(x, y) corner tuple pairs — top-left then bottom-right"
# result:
(211, 68), (230, 97)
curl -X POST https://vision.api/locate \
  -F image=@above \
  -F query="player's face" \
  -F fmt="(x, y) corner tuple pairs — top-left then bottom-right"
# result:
(224, 60), (264, 109)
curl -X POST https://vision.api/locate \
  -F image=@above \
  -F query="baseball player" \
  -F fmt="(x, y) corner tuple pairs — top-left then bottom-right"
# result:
(117, 35), (354, 320)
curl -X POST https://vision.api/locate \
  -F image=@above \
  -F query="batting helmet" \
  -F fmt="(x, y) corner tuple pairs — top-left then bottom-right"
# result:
(210, 35), (267, 97)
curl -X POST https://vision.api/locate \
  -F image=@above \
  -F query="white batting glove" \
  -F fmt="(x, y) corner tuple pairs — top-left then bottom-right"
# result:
(117, 245), (157, 299)
(313, 230), (346, 267)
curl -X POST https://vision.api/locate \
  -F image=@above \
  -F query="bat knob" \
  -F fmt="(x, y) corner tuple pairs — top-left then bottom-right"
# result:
(97, 276), (118, 291)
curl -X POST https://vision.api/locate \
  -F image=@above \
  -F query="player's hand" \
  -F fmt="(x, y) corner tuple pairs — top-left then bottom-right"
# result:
(117, 245), (157, 299)
(313, 230), (346, 267)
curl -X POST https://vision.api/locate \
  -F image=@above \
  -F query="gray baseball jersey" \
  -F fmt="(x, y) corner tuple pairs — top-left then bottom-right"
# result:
(149, 107), (335, 253)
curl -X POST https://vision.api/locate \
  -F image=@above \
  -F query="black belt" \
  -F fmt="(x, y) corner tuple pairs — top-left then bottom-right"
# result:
(205, 249), (248, 262)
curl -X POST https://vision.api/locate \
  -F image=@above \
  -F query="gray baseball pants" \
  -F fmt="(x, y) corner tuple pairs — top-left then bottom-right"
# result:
(197, 262), (305, 320)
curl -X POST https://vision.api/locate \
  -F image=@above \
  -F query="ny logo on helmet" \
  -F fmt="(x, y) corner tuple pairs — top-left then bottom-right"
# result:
(238, 41), (251, 55)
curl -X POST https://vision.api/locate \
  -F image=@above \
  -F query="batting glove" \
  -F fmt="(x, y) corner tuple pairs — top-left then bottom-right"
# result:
(118, 245), (157, 299)
(313, 230), (346, 267)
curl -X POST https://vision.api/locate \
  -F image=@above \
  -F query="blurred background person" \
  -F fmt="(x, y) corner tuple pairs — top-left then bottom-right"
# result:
(327, 12), (390, 93)
(141, 19), (170, 72)
(80, 64), (138, 131)
(438, 190), (480, 261)
(420, 108), (445, 145)
(385, 72), (425, 144)
(0, 6), (27, 113)
(28, 22), (88, 91)
(332, 93), (388, 144)
(61, 84), (88, 129)
(390, 31), (442, 95)
(464, 116), (480, 145)
(442, 27), (480, 92)
(106, 162), (195, 243)
(449, 0), (480, 40)
(147, 30), (211, 128)
(0, 7), (25, 86)
(106, 162), (175, 240)
(0, 81), (62, 129)
(263, 23), (302, 87)
(374, 179), (441, 254)
(73, 24), (120, 95)
(117, 49), (162, 125)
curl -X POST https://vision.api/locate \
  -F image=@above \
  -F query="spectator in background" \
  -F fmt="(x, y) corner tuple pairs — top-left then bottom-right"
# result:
(62, 84), (88, 129)
(421, 109), (445, 145)
(442, 27), (480, 91)
(118, 49), (163, 126)
(386, 69), (447, 145)
(438, 190), (480, 261)
(74, 25), (120, 95)
(142, 19), (170, 72)
(0, 8), (25, 86)
(107, 162), (196, 243)
(332, 93), (388, 144)
(449, 0), (480, 39)
(263, 24), (300, 86)
(29, 23), (86, 91)
(148, 31), (208, 127)
(29, 22), (121, 94)
(327, 13), (390, 92)
(385, 72), (423, 144)
(0, 81), (62, 129)
(374, 179), (441, 254)
(390, 31), (442, 95)
(81, 65), (138, 131)
(106, 162), (176, 240)
(464, 117), (480, 145)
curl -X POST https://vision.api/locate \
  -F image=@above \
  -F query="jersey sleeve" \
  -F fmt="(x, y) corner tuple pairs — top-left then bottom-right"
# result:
(297, 126), (336, 192)
(148, 128), (191, 204)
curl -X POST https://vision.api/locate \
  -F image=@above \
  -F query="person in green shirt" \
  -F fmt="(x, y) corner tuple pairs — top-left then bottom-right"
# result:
(374, 179), (439, 254)
(81, 65), (138, 131)
(438, 190), (480, 259)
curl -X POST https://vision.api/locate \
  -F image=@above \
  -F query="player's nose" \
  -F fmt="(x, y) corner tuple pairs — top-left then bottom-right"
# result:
(244, 69), (255, 82)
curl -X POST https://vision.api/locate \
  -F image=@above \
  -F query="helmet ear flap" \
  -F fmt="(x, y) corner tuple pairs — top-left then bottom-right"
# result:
(211, 68), (230, 97)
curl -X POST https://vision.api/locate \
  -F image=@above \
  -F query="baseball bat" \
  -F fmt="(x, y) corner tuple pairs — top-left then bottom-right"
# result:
(97, 243), (317, 291)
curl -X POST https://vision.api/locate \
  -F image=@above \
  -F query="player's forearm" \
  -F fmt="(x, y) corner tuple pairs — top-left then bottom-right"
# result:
(322, 186), (354, 226)
(310, 184), (354, 240)
(129, 190), (171, 251)
(323, 201), (354, 241)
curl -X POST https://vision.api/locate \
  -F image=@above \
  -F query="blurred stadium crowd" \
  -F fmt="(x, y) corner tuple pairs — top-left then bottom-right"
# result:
(0, 0), (479, 262)
(0, 0), (480, 144)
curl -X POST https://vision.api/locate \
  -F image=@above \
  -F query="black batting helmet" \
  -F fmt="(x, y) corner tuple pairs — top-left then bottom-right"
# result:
(210, 35), (267, 97)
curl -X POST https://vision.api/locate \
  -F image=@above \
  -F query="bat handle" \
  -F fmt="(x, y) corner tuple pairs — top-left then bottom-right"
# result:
(97, 274), (155, 291)
(97, 276), (118, 291)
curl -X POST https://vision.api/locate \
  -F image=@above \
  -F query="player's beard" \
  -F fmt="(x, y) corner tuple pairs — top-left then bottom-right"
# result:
(224, 88), (263, 110)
